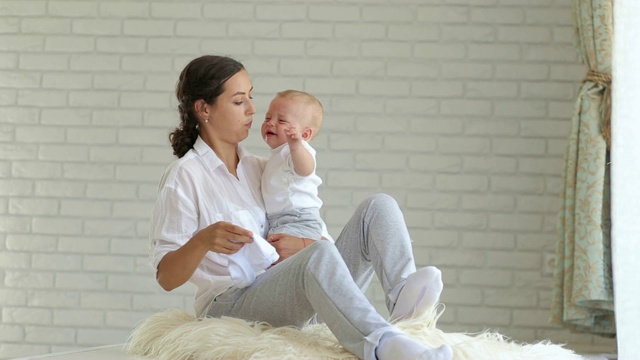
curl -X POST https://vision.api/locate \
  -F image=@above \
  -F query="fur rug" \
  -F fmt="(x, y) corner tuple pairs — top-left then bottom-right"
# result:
(125, 305), (584, 360)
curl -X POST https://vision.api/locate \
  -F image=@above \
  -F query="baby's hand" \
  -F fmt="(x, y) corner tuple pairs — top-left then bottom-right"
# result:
(284, 125), (302, 143)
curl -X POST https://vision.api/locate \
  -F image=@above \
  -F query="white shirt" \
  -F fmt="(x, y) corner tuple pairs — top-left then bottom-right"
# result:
(261, 141), (323, 215)
(149, 137), (330, 317)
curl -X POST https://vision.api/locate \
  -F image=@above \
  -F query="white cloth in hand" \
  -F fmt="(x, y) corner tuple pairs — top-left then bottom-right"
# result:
(227, 234), (279, 288)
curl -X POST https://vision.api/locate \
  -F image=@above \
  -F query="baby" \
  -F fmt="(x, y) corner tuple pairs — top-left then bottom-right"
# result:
(261, 89), (324, 242)
(226, 90), (324, 286)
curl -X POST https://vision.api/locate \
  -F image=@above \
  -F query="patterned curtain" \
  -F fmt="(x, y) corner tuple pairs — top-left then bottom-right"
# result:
(550, 0), (614, 337)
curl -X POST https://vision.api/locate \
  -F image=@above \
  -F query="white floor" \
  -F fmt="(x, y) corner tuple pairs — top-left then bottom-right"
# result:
(580, 354), (617, 360)
(14, 345), (617, 360)
(13, 345), (138, 360)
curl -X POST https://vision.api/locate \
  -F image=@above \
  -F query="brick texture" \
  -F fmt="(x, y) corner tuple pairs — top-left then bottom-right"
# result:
(0, 0), (614, 358)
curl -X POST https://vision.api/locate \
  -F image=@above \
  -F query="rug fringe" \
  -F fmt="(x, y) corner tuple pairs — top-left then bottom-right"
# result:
(126, 305), (582, 360)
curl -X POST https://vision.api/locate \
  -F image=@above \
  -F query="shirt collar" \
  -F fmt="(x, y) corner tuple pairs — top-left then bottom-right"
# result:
(192, 136), (253, 169)
(237, 142), (252, 160)
(270, 142), (287, 154)
(269, 140), (312, 155)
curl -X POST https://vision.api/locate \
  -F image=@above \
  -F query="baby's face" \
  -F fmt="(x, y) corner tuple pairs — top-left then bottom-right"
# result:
(261, 97), (307, 149)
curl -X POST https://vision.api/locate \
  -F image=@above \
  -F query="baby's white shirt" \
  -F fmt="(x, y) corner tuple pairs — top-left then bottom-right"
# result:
(261, 141), (323, 215)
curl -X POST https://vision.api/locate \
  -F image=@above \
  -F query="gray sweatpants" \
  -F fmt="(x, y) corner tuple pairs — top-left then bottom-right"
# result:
(206, 194), (418, 360)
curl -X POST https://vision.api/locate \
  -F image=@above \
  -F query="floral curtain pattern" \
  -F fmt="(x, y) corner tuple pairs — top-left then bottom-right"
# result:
(550, 0), (615, 337)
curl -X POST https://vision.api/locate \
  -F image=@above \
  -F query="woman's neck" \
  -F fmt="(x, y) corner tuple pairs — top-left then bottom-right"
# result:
(217, 149), (239, 177)
(202, 135), (239, 177)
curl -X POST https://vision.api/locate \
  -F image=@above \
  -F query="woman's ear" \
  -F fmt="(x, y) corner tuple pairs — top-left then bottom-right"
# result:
(194, 99), (209, 119)
(301, 127), (313, 141)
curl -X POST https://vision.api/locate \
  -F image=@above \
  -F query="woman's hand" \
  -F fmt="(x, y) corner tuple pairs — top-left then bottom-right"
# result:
(267, 233), (314, 265)
(198, 221), (254, 255)
(157, 221), (253, 292)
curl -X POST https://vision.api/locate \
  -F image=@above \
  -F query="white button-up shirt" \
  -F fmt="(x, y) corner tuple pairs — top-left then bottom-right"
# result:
(149, 136), (330, 317)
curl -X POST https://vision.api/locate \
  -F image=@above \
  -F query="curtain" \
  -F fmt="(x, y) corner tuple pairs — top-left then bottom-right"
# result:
(550, 0), (615, 337)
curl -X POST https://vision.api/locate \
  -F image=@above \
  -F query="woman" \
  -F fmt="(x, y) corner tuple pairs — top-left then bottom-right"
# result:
(149, 55), (453, 360)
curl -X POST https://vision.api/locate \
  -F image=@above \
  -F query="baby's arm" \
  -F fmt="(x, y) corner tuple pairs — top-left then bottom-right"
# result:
(285, 125), (315, 176)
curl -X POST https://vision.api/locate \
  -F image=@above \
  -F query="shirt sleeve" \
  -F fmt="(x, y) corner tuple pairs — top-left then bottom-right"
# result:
(286, 141), (317, 178)
(149, 181), (198, 275)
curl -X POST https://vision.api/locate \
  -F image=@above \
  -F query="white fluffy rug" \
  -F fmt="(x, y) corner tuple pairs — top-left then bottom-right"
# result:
(125, 305), (583, 360)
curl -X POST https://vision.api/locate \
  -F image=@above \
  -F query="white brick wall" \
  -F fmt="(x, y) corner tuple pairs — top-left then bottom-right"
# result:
(0, 0), (616, 358)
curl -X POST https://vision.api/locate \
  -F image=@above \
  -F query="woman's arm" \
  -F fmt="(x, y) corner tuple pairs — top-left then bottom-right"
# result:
(156, 231), (209, 291)
(156, 221), (254, 291)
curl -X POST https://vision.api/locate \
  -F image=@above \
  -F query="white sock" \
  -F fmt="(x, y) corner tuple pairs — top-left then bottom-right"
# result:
(390, 266), (443, 321)
(376, 334), (453, 360)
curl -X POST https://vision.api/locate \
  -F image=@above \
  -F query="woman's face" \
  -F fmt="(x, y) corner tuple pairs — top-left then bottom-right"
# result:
(203, 70), (256, 146)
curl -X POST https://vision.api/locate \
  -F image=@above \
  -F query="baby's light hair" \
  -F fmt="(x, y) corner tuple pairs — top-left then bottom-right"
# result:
(275, 90), (324, 139)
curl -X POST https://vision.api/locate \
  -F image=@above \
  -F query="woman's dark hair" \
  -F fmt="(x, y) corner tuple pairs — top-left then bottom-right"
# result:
(170, 55), (245, 158)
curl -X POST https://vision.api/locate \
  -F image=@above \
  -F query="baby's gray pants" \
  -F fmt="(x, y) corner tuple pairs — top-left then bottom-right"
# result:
(206, 193), (418, 360)
(267, 206), (323, 240)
